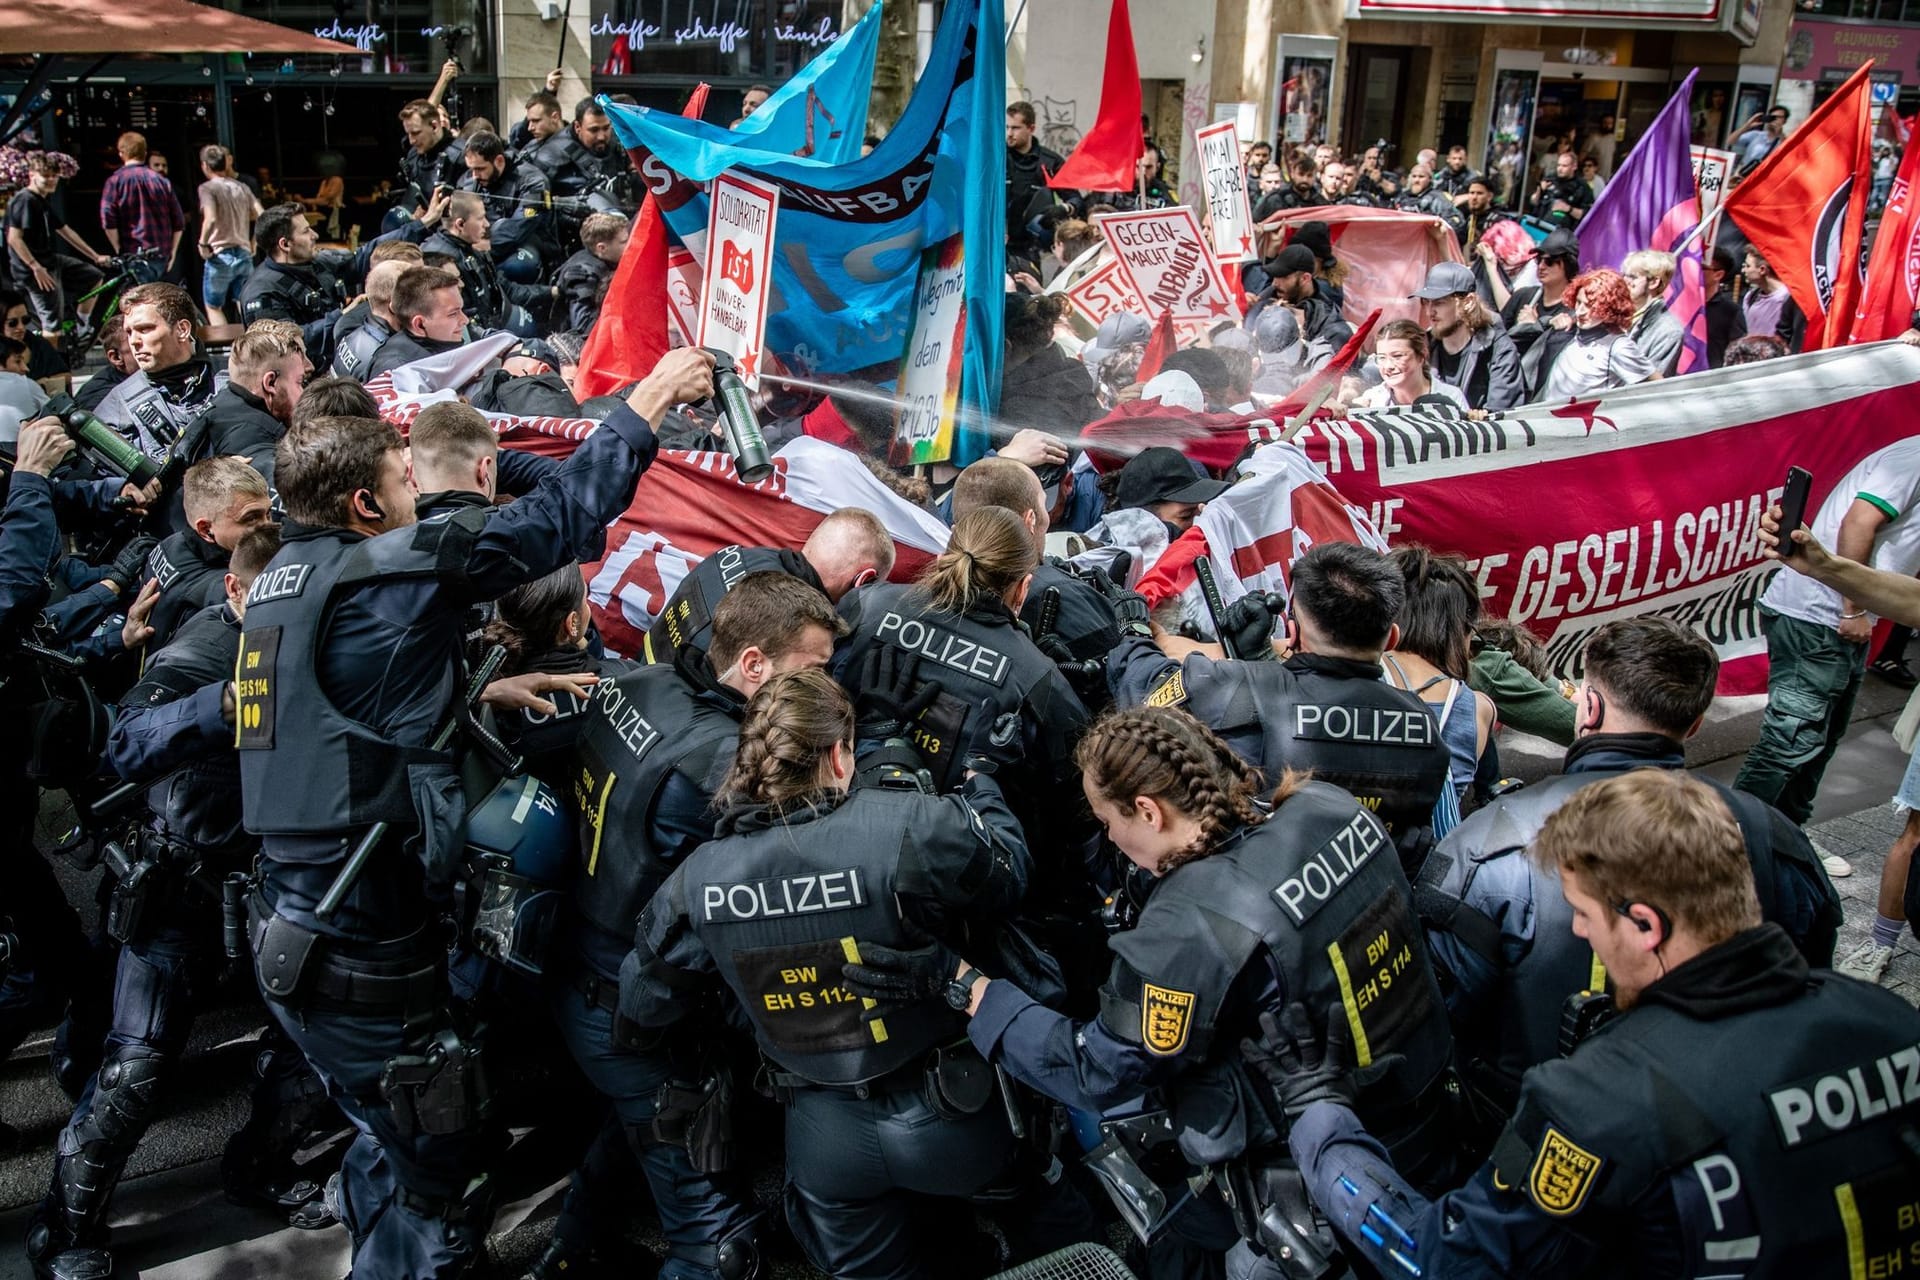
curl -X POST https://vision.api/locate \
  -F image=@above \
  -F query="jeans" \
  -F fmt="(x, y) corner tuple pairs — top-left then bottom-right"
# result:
(201, 246), (254, 312)
(1732, 606), (1867, 826)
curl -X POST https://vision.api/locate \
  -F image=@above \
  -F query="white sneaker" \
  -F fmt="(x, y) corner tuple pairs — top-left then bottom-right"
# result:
(1837, 940), (1895, 984)
(1817, 847), (1853, 878)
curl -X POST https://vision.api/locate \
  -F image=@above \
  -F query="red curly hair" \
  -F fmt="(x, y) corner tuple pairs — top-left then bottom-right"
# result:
(1569, 268), (1634, 332)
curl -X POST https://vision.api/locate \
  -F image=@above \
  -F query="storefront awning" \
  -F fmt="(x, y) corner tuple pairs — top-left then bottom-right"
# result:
(0, 0), (358, 55)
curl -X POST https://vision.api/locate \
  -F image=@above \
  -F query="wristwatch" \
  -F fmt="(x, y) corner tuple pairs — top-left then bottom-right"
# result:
(945, 965), (982, 1012)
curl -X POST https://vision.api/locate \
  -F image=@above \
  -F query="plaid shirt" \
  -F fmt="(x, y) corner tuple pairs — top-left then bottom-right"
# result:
(99, 162), (185, 254)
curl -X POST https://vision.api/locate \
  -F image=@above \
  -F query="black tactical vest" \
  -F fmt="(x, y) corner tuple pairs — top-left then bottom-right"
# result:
(659, 789), (967, 1085)
(835, 582), (1063, 791)
(145, 529), (228, 649)
(1169, 653), (1452, 873)
(236, 511), (485, 834)
(130, 602), (249, 853)
(1499, 954), (1920, 1274)
(333, 317), (391, 381)
(644, 545), (821, 665)
(569, 662), (741, 939)
(1100, 782), (1453, 1158)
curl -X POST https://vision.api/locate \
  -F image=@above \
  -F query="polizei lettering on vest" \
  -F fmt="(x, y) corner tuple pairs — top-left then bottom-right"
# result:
(702, 868), (868, 922)
(1271, 812), (1386, 925)
(874, 612), (1010, 685)
(592, 680), (662, 761)
(1766, 1042), (1920, 1148)
(1293, 703), (1436, 745)
(247, 563), (312, 606)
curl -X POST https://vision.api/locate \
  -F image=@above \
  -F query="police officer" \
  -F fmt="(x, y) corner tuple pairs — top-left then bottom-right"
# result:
(195, 320), (309, 491)
(332, 257), (414, 382)
(475, 562), (609, 793)
(234, 349), (714, 1280)
(626, 669), (1097, 1278)
(144, 457), (271, 649)
(423, 193), (557, 337)
(1417, 617), (1841, 1132)
(1110, 540), (1452, 877)
(935, 705), (1455, 1278)
(93, 283), (227, 463)
(458, 131), (554, 281)
(1280, 769), (1920, 1278)
(643, 509), (895, 664)
(394, 98), (466, 224)
(536, 572), (847, 1280)
(27, 525), (338, 1280)
(237, 206), (347, 371)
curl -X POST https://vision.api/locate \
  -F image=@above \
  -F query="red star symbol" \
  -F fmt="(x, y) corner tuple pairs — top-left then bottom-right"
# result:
(1550, 398), (1617, 436)
(1237, 233), (1253, 256)
(739, 345), (759, 374)
(1203, 295), (1233, 317)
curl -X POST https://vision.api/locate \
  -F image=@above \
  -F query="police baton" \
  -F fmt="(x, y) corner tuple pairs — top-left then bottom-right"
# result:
(315, 646), (508, 923)
(1033, 586), (1062, 645)
(1193, 555), (1241, 660)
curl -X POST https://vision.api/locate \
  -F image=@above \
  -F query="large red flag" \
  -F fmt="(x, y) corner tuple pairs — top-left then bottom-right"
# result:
(572, 84), (710, 401)
(1724, 64), (1873, 350)
(1044, 0), (1143, 192)
(1134, 309), (1176, 382)
(1853, 137), (1920, 344)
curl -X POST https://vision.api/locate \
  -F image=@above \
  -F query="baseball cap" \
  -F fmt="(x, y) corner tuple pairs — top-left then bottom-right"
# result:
(1263, 244), (1317, 279)
(1411, 261), (1476, 300)
(1538, 227), (1580, 266)
(1116, 447), (1229, 510)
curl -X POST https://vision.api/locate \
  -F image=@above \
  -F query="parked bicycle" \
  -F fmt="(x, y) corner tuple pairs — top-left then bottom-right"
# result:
(53, 247), (166, 366)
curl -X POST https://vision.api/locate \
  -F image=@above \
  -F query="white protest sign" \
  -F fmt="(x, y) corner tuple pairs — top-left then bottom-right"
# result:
(1196, 120), (1257, 263)
(1063, 256), (1146, 331)
(696, 172), (780, 387)
(1095, 206), (1242, 341)
(891, 234), (968, 467)
(1691, 146), (1736, 220)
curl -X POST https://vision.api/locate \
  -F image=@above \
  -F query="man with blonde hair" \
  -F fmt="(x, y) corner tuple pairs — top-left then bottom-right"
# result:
(333, 254), (419, 379)
(198, 318), (310, 494)
(1623, 248), (1685, 376)
(1271, 769), (1920, 1279)
(143, 455), (273, 646)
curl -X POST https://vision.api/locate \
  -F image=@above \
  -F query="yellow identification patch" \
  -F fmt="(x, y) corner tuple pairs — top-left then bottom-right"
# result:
(1145, 672), (1187, 708)
(1141, 983), (1196, 1055)
(1528, 1127), (1603, 1216)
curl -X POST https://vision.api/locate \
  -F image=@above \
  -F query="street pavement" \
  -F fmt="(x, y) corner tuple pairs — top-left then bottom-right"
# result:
(2, 673), (1917, 1277)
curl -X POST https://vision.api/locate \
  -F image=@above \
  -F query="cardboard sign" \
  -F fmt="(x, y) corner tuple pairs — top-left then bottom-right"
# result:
(891, 234), (968, 467)
(1064, 256), (1146, 330)
(1095, 207), (1242, 341)
(1195, 120), (1257, 263)
(1691, 145), (1736, 219)
(696, 172), (780, 386)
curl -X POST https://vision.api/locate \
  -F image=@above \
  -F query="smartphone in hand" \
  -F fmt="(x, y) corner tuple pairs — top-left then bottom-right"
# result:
(1778, 466), (1813, 557)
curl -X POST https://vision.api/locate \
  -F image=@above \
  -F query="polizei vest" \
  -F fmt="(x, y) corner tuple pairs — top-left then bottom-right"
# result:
(235, 512), (484, 834)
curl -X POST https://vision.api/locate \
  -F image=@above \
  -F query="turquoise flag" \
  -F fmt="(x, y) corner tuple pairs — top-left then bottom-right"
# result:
(721, 1), (880, 164)
(604, 0), (1005, 465)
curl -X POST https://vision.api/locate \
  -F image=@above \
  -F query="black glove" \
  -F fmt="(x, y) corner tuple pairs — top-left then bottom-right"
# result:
(1036, 631), (1107, 706)
(1220, 591), (1285, 661)
(840, 938), (958, 1017)
(853, 646), (938, 740)
(104, 535), (158, 594)
(1240, 1004), (1357, 1121)
(1088, 568), (1152, 638)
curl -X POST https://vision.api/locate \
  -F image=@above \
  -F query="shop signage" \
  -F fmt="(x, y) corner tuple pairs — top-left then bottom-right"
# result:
(1782, 19), (1920, 85)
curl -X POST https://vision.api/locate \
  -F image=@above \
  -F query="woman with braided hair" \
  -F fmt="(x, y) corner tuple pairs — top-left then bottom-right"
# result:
(623, 669), (1099, 1279)
(854, 703), (1459, 1275)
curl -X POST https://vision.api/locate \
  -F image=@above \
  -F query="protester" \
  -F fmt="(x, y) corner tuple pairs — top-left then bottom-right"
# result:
(1383, 547), (1497, 818)
(1412, 262), (1524, 411)
(1621, 249), (1685, 376)
(1541, 268), (1655, 398)
(1702, 244), (1747, 368)
(1246, 244), (1353, 351)
(7, 152), (109, 336)
(999, 292), (1101, 437)
(1740, 248), (1806, 351)
(1351, 319), (1468, 410)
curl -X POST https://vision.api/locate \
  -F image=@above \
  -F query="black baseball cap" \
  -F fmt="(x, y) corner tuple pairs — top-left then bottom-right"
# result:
(1116, 447), (1229, 509)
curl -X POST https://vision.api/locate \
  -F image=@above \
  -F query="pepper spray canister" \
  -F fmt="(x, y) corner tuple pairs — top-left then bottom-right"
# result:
(700, 348), (773, 483)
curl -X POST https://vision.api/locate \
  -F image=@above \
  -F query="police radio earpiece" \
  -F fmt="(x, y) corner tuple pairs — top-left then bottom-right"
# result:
(359, 489), (386, 522)
(1614, 899), (1673, 940)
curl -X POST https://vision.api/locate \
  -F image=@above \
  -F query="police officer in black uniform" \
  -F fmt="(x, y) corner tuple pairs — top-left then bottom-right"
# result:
(26, 525), (338, 1280)
(423, 192), (557, 337)
(395, 98), (467, 223)
(643, 509), (895, 664)
(1280, 768), (1920, 1278)
(537, 572), (847, 1280)
(93, 283), (227, 466)
(1417, 617), (1841, 1134)
(938, 705), (1456, 1279)
(238, 207), (348, 372)
(233, 349), (713, 1280)
(627, 669), (1097, 1278)
(457, 132), (554, 281)
(143, 457), (272, 650)
(1110, 540), (1452, 877)
(193, 318), (312, 490)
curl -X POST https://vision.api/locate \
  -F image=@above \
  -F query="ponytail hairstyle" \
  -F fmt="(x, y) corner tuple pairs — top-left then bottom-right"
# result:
(918, 506), (1037, 616)
(1076, 706), (1297, 874)
(483, 562), (586, 672)
(716, 668), (856, 816)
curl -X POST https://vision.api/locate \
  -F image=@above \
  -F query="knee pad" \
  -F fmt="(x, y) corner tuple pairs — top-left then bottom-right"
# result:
(499, 250), (541, 284)
(77, 1049), (167, 1149)
(714, 1221), (763, 1280)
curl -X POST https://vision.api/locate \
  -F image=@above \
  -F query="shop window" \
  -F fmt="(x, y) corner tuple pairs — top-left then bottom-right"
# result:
(236, 0), (494, 75)
(1799, 0), (1920, 22)
(591, 0), (841, 80)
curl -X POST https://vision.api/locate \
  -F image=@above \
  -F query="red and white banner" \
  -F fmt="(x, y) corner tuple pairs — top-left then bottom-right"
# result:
(1095, 206), (1241, 341)
(1852, 136), (1920, 345)
(1063, 256), (1145, 330)
(665, 246), (704, 348)
(584, 437), (952, 656)
(1196, 120), (1258, 264)
(367, 332), (597, 459)
(1255, 207), (1464, 331)
(698, 171), (781, 386)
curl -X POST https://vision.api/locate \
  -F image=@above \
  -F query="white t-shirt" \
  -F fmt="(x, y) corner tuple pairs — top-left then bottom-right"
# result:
(1763, 436), (1920, 627)
(1355, 379), (1468, 410)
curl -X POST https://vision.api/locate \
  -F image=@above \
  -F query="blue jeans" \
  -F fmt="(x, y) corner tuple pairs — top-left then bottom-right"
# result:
(201, 246), (253, 311)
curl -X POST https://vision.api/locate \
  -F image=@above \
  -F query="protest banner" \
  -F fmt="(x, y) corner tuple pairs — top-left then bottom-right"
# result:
(665, 245), (703, 347)
(1095, 206), (1241, 342)
(891, 235), (969, 466)
(1063, 256), (1146, 331)
(1254, 208), (1462, 330)
(1690, 145), (1735, 219)
(1195, 120), (1257, 263)
(696, 171), (780, 385)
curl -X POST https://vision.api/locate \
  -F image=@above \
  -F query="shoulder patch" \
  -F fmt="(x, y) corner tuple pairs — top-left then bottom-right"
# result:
(1528, 1126), (1603, 1217)
(1141, 982), (1196, 1056)
(1145, 671), (1187, 708)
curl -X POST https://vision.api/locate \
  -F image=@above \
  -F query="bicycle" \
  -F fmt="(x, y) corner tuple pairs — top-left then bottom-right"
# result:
(53, 247), (166, 367)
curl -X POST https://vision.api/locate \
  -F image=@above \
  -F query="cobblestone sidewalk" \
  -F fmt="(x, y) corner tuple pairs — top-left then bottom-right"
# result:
(1811, 802), (1920, 1006)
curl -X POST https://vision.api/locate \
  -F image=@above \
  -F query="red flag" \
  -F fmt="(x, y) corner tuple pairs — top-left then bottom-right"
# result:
(1044, 0), (1143, 192)
(572, 85), (710, 401)
(1724, 64), (1873, 349)
(1853, 136), (1920, 344)
(1134, 309), (1176, 382)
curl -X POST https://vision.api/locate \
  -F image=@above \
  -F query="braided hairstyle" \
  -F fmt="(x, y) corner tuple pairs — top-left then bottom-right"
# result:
(1076, 706), (1299, 874)
(715, 668), (855, 816)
